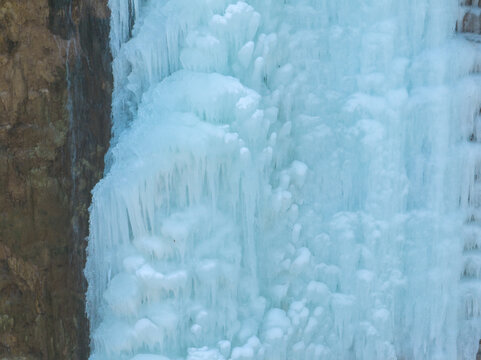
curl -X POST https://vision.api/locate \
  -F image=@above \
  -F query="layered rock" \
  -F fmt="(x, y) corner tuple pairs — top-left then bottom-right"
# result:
(0, 0), (111, 358)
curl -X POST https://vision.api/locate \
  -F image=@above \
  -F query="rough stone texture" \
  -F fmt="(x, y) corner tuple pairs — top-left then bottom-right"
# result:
(458, 1), (481, 34)
(0, 0), (112, 359)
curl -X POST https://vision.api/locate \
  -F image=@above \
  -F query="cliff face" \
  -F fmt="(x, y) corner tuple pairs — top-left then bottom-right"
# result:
(0, 0), (112, 358)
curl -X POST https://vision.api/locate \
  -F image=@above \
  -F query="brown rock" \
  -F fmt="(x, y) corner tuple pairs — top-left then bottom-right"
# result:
(0, 0), (112, 359)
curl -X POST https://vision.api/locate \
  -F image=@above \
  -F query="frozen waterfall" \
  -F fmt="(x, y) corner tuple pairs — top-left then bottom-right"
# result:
(85, 0), (481, 359)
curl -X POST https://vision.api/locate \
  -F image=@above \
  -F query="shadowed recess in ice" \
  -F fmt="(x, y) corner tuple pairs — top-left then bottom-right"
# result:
(86, 0), (481, 359)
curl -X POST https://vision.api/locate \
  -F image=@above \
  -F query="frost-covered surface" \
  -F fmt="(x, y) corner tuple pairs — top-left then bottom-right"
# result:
(86, 1), (481, 359)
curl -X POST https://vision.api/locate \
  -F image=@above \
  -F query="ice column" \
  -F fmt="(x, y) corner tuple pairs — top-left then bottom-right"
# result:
(85, 1), (481, 359)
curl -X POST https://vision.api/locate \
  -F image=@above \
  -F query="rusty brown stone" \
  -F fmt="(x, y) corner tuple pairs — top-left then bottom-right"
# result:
(0, 0), (112, 359)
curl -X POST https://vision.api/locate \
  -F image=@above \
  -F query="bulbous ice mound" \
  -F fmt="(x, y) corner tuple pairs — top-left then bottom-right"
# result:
(86, 0), (481, 359)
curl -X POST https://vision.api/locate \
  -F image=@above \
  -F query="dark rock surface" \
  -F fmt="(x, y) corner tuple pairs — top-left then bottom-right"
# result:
(458, 1), (481, 34)
(0, 0), (112, 358)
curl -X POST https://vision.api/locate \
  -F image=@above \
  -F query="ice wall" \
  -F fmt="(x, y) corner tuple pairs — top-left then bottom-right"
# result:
(85, 0), (481, 359)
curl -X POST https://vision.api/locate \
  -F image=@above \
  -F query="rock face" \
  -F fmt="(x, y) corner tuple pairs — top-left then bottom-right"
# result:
(0, 0), (112, 358)
(458, 1), (481, 34)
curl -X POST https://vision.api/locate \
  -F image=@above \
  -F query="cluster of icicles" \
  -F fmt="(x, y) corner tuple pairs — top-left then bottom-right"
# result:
(85, 0), (481, 359)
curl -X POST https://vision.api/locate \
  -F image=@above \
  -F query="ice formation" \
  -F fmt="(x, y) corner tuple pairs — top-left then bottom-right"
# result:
(85, 0), (481, 359)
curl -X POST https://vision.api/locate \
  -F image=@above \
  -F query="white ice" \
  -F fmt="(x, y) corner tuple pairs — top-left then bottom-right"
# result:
(86, 0), (481, 359)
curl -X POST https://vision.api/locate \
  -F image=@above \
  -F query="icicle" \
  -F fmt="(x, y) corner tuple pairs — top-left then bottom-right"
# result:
(86, 0), (480, 359)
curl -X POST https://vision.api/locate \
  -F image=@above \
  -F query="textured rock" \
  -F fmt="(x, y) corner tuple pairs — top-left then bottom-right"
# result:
(458, 1), (481, 34)
(0, 0), (112, 358)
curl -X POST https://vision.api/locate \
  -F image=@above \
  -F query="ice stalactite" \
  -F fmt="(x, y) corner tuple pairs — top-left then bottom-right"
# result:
(86, 1), (481, 359)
